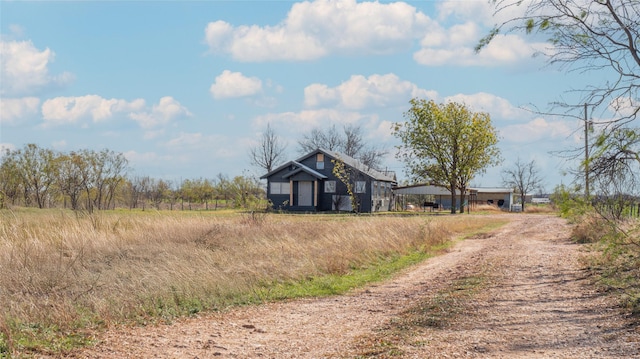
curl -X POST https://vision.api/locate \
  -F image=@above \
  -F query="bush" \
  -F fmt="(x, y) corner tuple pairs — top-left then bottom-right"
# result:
(550, 184), (590, 219)
(571, 214), (611, 243)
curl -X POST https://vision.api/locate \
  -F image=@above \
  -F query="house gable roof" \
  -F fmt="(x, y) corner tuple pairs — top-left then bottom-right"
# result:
(281, 161), (327, 179)
(260, 148), (396, 183)
(305, 148), (396, 183)
(259, 160), (327, 180)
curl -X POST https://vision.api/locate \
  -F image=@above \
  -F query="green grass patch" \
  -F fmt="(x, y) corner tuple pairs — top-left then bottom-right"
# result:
(3, 321), (94, 358)
(253, 250), (435, 301)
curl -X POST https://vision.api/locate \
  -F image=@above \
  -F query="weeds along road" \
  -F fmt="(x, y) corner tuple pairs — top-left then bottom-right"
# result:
(70, 214), (639, 358)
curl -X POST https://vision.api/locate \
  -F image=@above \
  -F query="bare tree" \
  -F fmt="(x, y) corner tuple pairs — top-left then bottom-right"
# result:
(481, 1), (640, 125)
(502, 158), (544, 212)
(249, 123), (287, 173)
(299, 124), (387, 170)
(343, 125), (365, 158)
(298, 125), (343, 153)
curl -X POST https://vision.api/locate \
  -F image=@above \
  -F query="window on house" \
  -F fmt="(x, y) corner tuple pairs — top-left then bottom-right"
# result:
(355, 181), (366, 193)
(324, 180), (336, 193)
(316, 153), (325, 169)
(270, 182), (290, 195)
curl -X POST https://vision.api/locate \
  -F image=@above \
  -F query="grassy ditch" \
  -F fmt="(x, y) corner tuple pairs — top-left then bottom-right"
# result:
(0, 209), (506, 357)
(574, 214), (640, 316)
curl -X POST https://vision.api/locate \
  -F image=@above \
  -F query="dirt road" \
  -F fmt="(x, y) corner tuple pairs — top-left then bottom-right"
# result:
(71, 215), (639, 358)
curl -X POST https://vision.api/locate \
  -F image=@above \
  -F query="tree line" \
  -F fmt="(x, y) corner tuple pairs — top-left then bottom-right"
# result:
(0, 144), (264, 211)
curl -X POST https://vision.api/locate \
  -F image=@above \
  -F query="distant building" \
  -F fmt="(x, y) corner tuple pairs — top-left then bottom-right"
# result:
(470, 187), (514, 209)
(393, 185), (515, 211)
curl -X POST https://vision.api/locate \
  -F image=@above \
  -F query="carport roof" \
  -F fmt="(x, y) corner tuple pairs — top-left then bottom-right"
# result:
(393, 184), (465, 196)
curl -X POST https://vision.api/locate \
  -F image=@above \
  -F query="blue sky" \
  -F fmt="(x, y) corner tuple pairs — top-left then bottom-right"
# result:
(1, 0), (602, 190)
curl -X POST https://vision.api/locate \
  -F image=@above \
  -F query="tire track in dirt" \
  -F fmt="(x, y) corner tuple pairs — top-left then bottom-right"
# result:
(69, 215), (639, 358)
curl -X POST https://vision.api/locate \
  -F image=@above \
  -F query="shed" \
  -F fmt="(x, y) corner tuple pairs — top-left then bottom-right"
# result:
(469, 187), (514, 209)
(393, 183), (468, 211)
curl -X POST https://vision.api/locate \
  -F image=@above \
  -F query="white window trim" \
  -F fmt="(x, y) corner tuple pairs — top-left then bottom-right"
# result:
(324, 180), (336, 193)
(271, 182), (290, 195)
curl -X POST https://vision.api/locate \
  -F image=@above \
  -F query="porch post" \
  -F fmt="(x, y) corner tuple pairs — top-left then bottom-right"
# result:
(314, 180), (318, 207)
(289, 180), (293, 205)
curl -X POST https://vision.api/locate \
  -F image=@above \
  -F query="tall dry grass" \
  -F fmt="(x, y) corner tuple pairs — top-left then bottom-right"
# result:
(0, 209), (504, 354)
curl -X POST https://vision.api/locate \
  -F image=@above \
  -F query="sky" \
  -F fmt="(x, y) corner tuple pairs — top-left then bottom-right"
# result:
(0, 0), (604, 191)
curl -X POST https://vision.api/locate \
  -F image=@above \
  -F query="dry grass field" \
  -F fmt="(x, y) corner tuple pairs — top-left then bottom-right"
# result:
(0, 208), (507, 355)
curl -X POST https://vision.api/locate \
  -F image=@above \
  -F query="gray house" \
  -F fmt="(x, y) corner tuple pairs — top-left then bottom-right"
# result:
(260, 149), (396, 213)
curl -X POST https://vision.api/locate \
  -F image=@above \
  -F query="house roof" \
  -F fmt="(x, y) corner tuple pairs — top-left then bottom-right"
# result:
(302, 148), (396, 182)
(260, 148), (396, 183)
(260, 160), (325, 180)
(470, 187), (514, 193)
(281, 161), (327, 180)
(393, 183), (466, 195)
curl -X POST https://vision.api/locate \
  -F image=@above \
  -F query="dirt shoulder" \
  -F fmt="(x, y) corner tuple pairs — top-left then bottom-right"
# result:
(70, 214), (639, 358)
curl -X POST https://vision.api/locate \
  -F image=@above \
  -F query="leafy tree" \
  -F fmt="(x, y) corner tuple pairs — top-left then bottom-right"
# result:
(80, 149), (128, 211)
(502, 158), (544, 211)
(249, 123), (287, 173)
(13, 144), (59, 208)
(229, 175), (264, 209)
(394, 99), (501, 214)
(180, 179), (197, 210)
(149, 178), (171, 210)
(0, 149), (22, 207)
(57, 152), (89, 210)
(331, 158), (360, 213)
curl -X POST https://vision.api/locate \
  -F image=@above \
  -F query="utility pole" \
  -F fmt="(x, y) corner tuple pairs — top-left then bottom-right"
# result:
(584, 103), (590, 200)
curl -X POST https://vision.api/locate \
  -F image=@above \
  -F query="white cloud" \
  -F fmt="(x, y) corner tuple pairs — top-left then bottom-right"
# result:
(41, 95), (190, 131)
(52, 140), (67, 149)
(202, 0), (547, 67)
(166, 132), (205, 148)
(0, 39), (73, 96)
(436, 0), (531, 28)
(209, 70), (263, 99)
(129, 96), (192, 129)
(304, 73), (437, 110)
(414, 31), (545, 67)
(370, 120), (395, 142)
(164, 132), (240, 158)
(124, 150), (162, 163)
(501, 117), (573, 143)
(0, 143), (16, 156)
(42, 95), (145, 126)
(0, 97), (40, 125)
(413, 0), (550, 67)
(204, 0), (431, 61)
(444, 92), (526, 120)
(608, 96), (640, 118)
(254, 109), (364, 134)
